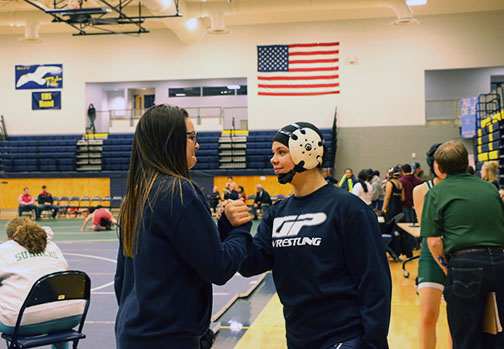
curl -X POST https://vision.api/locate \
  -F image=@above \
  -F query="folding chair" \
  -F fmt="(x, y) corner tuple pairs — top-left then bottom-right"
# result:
(1, 270), (91, 349)
(66, 197), (80, 218)
(89, 196), (102, 209)
(380, 213), (404, 262)
(110, 196), (123, 214)
(58, 196), (70, 217)
(76, 196), (91, 217)
(101, 196), (111, 210)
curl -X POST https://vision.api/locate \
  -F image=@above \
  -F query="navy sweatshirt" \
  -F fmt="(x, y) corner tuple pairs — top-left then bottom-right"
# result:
(238, 184), (391, 349)
(114, 176), (252, 349)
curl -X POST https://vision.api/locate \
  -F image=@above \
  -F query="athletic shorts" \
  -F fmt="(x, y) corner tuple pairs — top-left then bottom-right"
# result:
(417, 238), (445, 291)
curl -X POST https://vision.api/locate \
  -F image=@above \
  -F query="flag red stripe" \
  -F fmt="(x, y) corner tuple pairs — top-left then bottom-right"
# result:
(258, 74), (339, 81)
(289, 42), (339, 48)
(258, 83), (340, 89)
(289, 67), (339, 72)
(289, 50), (339, 56)
(289, 58), (339, 64)
(259, 91), (340, 96)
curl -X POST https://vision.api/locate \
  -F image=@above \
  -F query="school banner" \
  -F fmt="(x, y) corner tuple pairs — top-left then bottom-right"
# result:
(460, 97), (476, 139)
(15, 64), (63, 90)
(32, 91), (61, 110)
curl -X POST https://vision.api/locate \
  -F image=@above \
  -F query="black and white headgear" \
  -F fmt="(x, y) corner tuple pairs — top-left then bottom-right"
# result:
(272, 122), (325, 184)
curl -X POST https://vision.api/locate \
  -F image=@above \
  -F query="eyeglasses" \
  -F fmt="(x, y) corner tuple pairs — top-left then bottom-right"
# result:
(186, 131), (198, 144)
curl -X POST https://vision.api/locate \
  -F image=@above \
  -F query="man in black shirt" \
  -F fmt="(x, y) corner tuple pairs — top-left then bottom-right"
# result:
(37, 185), (59, 219)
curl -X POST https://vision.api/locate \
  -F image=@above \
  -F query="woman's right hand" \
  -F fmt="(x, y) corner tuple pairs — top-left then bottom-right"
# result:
(224, 200), (252, 227)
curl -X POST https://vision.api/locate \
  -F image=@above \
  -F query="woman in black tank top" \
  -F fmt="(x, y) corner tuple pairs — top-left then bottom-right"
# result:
(381, 167), (404, 222)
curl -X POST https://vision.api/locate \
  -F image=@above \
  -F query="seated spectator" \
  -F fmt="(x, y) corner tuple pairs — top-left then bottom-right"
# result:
(80, 206), (117, 231)
(500, 189), (504, 203)
(223, 188), (238, 200)
(208, 186), (221, 214)
(338, 168), (357, 191)
(351, 169), (373, 205)
(323, 168), (338, 185)
(18, 187), (39, 220)
(37, 185), (59, 219)
(0, 218), (81, 349)
(481, 161), (499, 190)
(237, 185), (247, 202)
(251, 184), (272, 220)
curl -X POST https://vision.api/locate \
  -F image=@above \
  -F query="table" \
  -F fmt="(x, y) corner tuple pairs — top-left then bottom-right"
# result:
(397, 223), (420, 237)
(397, 223), (421, 278)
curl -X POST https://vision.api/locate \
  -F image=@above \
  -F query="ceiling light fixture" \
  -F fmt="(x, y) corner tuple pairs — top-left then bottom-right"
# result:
(406, 0), (427, 6)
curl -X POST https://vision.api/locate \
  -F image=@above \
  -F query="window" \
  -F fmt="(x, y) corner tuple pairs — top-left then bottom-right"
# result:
(169, 87), (201, 97)
(202, 86), (235, 96)
(237, 85), (248, 95)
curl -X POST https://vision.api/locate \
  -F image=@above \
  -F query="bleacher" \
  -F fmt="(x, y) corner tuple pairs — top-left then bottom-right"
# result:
(475, 85), (504, 186)
(0, 129), (334, 174)
(0, 135), (80, 172)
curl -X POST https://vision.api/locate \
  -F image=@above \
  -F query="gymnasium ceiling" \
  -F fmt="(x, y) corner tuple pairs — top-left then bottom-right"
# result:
(0, 0), (504, 39)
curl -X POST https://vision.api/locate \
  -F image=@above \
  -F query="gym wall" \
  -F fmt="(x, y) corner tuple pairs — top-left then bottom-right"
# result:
(1, 10), (504, 135)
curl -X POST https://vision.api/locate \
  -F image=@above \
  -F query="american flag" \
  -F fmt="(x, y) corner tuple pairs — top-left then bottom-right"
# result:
(257, 42), (340, 96)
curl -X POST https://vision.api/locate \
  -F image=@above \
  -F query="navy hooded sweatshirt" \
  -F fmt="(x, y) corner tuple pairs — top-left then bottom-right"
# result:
(114, 176), (252, 348)
(236, 184), (391, 348)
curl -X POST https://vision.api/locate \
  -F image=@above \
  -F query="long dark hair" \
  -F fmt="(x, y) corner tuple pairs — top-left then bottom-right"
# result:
(120, 104), (190, 257)
(358, 169), (369, 193)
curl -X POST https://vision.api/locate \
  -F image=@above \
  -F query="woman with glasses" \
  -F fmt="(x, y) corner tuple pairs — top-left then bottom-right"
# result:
(114, 104), (252, 349)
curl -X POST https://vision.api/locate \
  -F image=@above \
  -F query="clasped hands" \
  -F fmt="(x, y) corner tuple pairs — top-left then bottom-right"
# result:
(217, 199), (251, 227)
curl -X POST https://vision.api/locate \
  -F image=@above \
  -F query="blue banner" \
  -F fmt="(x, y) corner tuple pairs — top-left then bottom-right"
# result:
(460, 97), (476, 139)
(15, 64), (63, 90)
(32, 91), (61, 110)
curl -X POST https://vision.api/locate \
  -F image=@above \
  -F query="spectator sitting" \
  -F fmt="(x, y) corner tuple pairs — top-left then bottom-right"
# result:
(80, 206), (117, 231)
(481, 161), (499, 190)
(0, 218), (82, 349)
(209, 186), (221, 214)
(351, 169), (373, 206)
(37, 185), (59, 219)
(338, 168), (357, 192)
(398, 163), (422, 223)
(223, 188), (238, 200)
(18, 187), (39, 220)
(237, 185), (247, 202)
(323, 168), (338, 185)
(251, 184), (272, 220)
(411, 162), (431, 182)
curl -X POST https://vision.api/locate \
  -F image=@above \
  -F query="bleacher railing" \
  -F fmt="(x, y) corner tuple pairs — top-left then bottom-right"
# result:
(0, 115), (7, 141)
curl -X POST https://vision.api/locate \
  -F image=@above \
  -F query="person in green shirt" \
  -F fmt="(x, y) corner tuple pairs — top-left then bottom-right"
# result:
(421, 140), (504, 348)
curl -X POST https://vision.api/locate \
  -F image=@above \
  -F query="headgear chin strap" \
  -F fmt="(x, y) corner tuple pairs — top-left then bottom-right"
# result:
(273, 122), (325, 184)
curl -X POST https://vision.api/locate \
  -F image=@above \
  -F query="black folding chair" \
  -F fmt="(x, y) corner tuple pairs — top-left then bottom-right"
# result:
(1, 270), (91, 349)
(380, 212), (405, 262)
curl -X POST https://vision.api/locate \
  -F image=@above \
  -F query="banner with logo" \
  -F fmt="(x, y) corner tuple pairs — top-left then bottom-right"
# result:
(460, 97), (476, 139)
(32, 91), (61, 110)
(15, 64), (63, 90)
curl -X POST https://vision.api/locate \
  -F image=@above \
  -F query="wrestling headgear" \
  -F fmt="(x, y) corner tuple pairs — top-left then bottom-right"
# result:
(272, 122), (325, 184)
